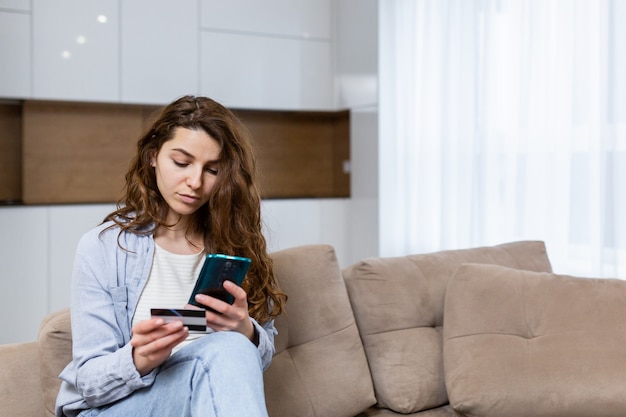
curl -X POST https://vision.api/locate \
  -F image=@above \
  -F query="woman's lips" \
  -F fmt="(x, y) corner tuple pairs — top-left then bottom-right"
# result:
(178, 193), (199, 204)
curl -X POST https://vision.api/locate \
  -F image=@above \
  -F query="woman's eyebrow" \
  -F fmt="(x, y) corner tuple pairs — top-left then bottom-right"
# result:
(171, 147), (220, 164)
(171, 148), (194, 158)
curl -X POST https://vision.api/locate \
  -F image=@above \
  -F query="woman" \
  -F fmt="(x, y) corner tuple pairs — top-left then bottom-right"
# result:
(55, 95), (287, 417)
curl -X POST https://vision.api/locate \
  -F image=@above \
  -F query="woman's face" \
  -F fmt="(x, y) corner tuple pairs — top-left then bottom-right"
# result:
(152, 127), (222, 223)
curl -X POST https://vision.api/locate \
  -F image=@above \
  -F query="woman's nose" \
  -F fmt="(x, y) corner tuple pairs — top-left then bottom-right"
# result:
(186, 167), (202, 189)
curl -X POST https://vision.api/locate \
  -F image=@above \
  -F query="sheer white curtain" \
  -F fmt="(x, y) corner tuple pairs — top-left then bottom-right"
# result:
(379, 0), (626, 278)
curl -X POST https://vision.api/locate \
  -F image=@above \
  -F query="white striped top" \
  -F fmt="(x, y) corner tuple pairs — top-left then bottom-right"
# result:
(133, 243), (212, 350)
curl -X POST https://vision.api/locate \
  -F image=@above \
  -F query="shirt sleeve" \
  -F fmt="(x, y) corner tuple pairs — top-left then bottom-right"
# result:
(64, 228), (155, 408)
(250, 317), (277, 371)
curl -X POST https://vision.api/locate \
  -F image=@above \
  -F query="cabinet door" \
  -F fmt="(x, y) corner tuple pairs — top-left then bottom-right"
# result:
(49, 204), (116, 312)
(32, 0), (119, 101)
(335, 0), (378, 108)
(121, 0), (198, 104)
(200, 32), (332, 110)
(0, 11), (31, 98)
(0, 207), (49, 344)
(0, 0), (30, 10)
(201, 0), (330, 39)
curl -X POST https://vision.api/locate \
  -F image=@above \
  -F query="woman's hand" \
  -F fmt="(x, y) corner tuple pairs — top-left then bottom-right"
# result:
(130, 318), (189, 376)
(192, 280), (256, 342)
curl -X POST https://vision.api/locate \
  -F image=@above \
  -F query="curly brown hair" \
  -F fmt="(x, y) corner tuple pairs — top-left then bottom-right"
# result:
(103, 95), (286, 324)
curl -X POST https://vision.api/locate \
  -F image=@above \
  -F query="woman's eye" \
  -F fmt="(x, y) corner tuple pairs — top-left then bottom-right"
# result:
(173, 160), (188, 167)
(205, 167), (218, 175)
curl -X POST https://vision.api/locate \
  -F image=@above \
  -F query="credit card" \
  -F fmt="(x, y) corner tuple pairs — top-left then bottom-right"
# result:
(150, 308), (206, 331)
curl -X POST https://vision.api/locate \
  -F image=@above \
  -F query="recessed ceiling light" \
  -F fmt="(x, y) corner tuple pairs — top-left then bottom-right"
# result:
(97, 15), (107, 23)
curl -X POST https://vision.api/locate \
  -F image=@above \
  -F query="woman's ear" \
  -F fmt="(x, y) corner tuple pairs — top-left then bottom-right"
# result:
(150, 150), (157, 167)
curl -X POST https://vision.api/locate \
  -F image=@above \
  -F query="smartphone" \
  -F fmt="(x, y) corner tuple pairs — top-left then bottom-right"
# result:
(188, 254), (251, 309)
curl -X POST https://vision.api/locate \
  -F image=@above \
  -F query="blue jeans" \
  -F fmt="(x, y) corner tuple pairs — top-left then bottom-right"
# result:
(78, 332), (269, 417)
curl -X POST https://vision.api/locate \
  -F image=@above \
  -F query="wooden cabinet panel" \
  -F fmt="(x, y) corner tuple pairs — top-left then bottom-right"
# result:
(22, 101), (153, 204)
(18, 101), (349, 204)
(0, 103), (22, 202)
(238, 109), (349, 198)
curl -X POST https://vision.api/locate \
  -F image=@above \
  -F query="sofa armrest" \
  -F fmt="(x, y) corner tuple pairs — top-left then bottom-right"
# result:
(0, 341), (45, 417)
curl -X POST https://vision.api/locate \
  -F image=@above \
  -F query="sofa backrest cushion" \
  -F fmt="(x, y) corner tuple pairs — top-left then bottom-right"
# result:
(263, 244), (376, 417)
(342, 241), (552, 414)
(38, 307), (72, 417)
(443, 263), (626, 417)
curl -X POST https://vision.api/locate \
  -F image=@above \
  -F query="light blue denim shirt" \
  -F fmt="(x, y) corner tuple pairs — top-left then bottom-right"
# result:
(55, 221), (277, 417)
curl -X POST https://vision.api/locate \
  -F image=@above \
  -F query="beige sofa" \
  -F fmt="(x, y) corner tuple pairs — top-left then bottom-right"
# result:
(2, 241), (626, 417)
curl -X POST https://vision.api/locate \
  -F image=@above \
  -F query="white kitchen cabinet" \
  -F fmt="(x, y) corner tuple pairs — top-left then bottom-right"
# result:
(24, 0), (335, 109)
(261, 198), (350, 266)
(201, 0), (330, 39)
(121, 0), (199, 104)
(0, 11), (31, 98)
(0, 0), (30, 10)
(32, 0), (119, 101)
(200, 31), (332, 110)
(0, 207), (48, 345)
(0, 204), (115, 344)
(199, 0), (333, 110)
(48, 204), (115, 312)
(335, 0), (378, 108)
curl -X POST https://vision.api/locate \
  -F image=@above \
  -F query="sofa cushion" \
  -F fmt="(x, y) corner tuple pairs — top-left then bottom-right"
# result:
(264, 244), (376, 417)
(443, 263), (626, 417)
(358, 404), (458, 416)
(342, 241), (552, 414)
(0, 341), (45, 417)
(38, 307), (72, 417)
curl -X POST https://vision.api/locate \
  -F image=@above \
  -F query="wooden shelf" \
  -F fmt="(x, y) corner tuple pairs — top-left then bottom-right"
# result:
(1, 101), (349, 204)
(237, 109), (350, 198)
(0, 102), (22, 202)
